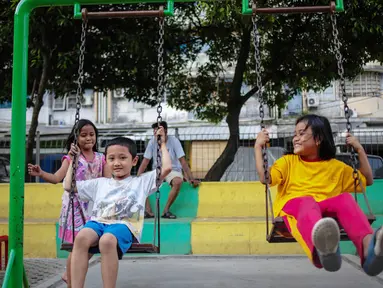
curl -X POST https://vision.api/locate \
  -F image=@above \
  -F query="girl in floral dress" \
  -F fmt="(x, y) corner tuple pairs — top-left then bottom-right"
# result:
(28, 119), (110, 285)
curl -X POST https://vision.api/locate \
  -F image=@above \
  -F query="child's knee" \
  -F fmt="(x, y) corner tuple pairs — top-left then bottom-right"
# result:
(336, 193), (354, 203)
(99, 233), (118, 253)
(74, 228), (97, 249)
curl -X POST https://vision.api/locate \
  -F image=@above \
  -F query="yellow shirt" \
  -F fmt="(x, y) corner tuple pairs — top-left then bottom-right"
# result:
(270, 154), (366, 217)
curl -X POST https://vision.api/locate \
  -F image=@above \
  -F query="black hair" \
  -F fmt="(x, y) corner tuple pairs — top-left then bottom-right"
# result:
(295, 114), (336, 160)
(151, 121), (168, 131)
(65, 119), (99, 153)
(104, 137), (137, 158)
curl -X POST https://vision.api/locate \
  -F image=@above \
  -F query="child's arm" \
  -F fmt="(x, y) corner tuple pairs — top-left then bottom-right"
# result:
(28, 161), (69, 184)
(346, 133), (373, 186)
(254, 129), (272, 184)
(27, 144), (79, 184)
(63, 161), (77, 192)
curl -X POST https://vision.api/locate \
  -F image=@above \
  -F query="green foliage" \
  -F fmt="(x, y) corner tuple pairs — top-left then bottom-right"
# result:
(0, 1), (198, 107)
(0, 0), (382, 121)
(167, 0), (383, 121)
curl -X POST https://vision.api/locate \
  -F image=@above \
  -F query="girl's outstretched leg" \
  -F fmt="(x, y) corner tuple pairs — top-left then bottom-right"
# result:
(281, 196), (327, 268)
(363, 227), (383, 276)
(311, 217), (341, 272)
(318, 193), (378, 274)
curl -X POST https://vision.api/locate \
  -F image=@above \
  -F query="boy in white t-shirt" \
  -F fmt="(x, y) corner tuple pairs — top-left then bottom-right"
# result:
(63, 128), (171, 288)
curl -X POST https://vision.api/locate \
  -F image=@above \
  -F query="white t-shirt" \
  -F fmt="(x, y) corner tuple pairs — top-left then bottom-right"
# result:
(75, 170), (157, 243)
(144, 136), (185, 172)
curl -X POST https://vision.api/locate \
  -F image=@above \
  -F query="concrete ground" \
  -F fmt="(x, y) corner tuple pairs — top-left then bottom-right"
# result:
(34, 255), (383, 288)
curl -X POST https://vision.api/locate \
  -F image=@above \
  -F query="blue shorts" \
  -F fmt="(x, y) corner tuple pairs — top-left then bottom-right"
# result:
(84, 221), (133, 259)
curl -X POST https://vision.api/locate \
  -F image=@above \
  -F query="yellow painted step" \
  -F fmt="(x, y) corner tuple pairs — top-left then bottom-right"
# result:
(0, 183), (63, 219)
(191, 217), (304, 255)
(198, 182), (277, 218)
(0, 219), (57, 258)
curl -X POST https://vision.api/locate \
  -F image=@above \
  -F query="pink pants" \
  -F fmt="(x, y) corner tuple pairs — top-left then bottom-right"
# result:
(282, 193), (373, 268)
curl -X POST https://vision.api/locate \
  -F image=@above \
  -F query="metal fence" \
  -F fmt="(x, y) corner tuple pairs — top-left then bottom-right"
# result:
(0, 129), (382, 183)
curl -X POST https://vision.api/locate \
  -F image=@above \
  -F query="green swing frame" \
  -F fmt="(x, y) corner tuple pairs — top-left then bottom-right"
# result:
(7, 0), (345, 287)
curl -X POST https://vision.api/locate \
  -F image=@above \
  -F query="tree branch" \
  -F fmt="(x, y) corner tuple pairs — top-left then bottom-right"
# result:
(229, 26), (251, 108)
(241, 14), (315, 106)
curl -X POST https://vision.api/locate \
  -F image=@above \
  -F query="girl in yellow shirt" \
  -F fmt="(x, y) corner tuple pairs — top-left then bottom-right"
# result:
(255, 114), (383, 276)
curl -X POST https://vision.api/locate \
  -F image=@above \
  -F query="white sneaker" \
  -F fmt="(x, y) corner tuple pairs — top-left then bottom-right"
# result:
(312, 217), (341, 272)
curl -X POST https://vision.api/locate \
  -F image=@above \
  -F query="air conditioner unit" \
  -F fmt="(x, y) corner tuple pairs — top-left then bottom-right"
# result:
(114, 88), (125, 98)
(82, 94), (93, 106)
(307, 96), (319, 108)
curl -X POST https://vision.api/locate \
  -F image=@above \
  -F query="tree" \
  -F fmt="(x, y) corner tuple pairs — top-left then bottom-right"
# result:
(0, 1), (196, 173)
(1, 0), (382, 182)
(165, 0), (383, 180)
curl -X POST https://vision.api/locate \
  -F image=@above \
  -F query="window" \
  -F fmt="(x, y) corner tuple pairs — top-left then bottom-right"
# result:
(0, 158), (10, 183)
(66, 95), (78, 109)
(53, 97), (66, 111)
(345, 72), (380, 98)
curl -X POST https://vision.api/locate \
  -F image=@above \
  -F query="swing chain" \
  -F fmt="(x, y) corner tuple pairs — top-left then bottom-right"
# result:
(252, 15), (269, 184)
(75, 19), (88, 129)
(156, 16), (165, 187)
(71, 18), (88, 195)
(330, 15), (359, 183)
(61, 18), (88, 247)
(152, 15), (165, 251)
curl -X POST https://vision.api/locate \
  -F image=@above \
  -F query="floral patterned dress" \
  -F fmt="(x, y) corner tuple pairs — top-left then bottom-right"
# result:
(59, 152), (105, 243)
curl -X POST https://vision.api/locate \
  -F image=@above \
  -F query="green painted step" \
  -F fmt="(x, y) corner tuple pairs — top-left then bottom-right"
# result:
(147, 182), (199, 218)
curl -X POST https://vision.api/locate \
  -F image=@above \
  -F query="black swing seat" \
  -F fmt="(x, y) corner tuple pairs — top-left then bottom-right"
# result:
(60, 243), (159, 253)
(267, 215), (376, 243)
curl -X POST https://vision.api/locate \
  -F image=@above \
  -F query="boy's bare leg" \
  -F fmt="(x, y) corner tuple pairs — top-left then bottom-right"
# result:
(99, 234), (119, 288)
(71, 229), (99, 288)
(66, 253), (71, 286)
(66, 253), (93, 287)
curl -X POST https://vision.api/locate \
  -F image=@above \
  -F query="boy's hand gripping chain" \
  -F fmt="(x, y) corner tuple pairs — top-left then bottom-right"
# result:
(61, 19), (88, 246)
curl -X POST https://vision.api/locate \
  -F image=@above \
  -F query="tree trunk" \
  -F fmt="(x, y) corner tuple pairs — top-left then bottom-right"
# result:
(204, 27), (252, 181)
(26, 50), (50, 180)
(204, 106), (241, 181)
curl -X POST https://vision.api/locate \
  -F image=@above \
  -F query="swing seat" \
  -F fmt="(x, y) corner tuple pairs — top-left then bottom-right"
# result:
(267, 215), (376, 243)
(60, 243), (159, 253)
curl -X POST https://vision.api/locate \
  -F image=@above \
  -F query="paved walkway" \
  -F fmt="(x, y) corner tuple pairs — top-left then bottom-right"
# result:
(37, 255), (383, 288)
(0, 258), (67, 287)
